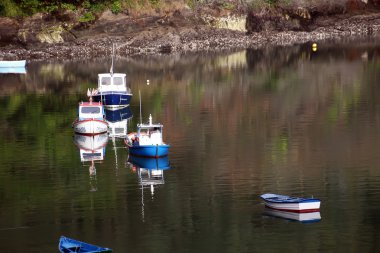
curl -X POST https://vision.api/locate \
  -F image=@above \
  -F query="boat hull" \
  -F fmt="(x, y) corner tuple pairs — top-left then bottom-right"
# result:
(93, 92), (132, 110)
(59, 236), (112, 253)
(73, 119), (108, 136)
(128, 144), (170, 158)
(0, 60), (26, 68)
(260, 193), (321, 213)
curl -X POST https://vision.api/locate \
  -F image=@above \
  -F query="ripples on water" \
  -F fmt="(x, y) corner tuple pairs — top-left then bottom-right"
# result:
(1, 38), (380, 252)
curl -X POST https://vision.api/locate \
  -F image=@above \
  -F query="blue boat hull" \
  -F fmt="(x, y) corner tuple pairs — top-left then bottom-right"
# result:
(128, 155), (170, 170)
(59, 236), (112, 253)
(128, 144), (170, 158)
(93, 92), (132, 108)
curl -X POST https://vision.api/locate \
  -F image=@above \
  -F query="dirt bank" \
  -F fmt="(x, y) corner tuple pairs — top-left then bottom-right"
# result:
(0, 3), (380, 60)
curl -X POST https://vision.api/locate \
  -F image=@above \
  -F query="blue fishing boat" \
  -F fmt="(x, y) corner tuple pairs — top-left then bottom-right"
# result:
(91, 45), (132, 109)
(125, 114), (170, 157)
(260, 193), (321, 213)
(92, 73), (132, 110)
(58, 236), (112, 253)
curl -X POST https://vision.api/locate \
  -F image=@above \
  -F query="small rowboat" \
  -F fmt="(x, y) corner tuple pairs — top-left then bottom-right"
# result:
(260, 193), (321, 213)
(58, 236), (112, 253)
(0, 60), (26, 68)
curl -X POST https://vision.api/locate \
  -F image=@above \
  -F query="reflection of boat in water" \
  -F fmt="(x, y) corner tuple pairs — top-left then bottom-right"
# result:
(0, 67), (26, 74)
(260, 193), (321, 213)
(74, 133), (108, 162)
(128, 155), (171, 222)
(128, 155), (170, 187)
(105, 107), (132, 138)
(263, 207), (321, 223)
(73, 133), (108, 192)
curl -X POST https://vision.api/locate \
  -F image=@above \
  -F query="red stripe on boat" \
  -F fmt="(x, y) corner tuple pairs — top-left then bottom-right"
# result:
(265, 205), (320, 213)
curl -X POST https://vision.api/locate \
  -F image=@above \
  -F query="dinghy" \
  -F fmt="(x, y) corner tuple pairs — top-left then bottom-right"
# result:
(260, 193), (321, 213)
(58, 236), (112, 253)
(0, 60), (26, 68)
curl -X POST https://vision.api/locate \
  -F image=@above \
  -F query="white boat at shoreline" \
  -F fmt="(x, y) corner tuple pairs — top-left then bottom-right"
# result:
(0, 60), (26, 68)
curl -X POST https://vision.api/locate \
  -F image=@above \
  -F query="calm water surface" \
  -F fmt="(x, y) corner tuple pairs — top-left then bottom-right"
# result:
(1, 38), (380, 252)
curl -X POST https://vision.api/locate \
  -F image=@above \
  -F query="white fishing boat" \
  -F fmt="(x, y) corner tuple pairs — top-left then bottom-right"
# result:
(72, 101), (108, 136)
(260, 193), (321, 213)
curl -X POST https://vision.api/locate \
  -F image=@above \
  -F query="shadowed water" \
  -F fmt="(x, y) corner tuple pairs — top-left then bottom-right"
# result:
(0, 37), (380, 252)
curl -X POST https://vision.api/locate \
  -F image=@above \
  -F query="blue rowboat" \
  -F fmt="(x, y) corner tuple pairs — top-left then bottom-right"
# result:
(0, 60), (26, 68)
(58, 236), (112, 253)
(260, 193), (321, 213)
(126, 115), (170, 158)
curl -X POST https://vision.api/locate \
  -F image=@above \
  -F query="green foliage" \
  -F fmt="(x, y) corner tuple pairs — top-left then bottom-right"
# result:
(222, 2), (235, 10)
(61, 3), (76, 11)
(0, 0), (22, 17)
(111, 0), (122, 14)
(149, 0), (160, 7)
(185, 0), (196, 9)
(78, 11), (95, 23)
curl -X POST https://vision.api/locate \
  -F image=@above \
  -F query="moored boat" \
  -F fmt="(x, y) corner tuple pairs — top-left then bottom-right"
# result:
(92, 73), (133, 110)
(260, 193), (321, 213)
(58, 236), (112, 253)
(125, 114), (170, 157)
(0, 60), (26, 68)
(72, 101), (108, 136)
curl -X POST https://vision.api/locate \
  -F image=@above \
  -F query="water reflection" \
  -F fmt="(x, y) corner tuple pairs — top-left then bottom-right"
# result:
(128, 155), (171, 222)
(73, 133), (109, 191)
(263, 207), (321, 224)
(105, 107), (133, 138)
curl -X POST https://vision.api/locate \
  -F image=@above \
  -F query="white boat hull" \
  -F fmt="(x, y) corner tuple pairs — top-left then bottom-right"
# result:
(0, 60), (26, 68)
(263, 201), (321, 213)
(73, 119), (108, 135)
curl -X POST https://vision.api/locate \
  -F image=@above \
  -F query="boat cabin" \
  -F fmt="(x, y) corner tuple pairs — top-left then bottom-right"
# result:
(78, 102), (104, 120)
(98, 73), (128, 92)
(136, 114), (164, 145)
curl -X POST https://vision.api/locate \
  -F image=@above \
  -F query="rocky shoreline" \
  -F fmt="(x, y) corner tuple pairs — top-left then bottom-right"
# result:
(1, 6), (380, 60)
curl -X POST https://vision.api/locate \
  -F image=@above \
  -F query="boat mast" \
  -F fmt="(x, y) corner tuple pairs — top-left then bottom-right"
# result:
(139, 90), (142, 125)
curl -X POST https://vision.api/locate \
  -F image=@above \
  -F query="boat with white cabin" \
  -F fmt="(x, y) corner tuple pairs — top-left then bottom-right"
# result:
(91, 45), (132, 110)
(72, 101), (108, 136)
(260, 193), (321, 213)
(125, 114), (170, 157)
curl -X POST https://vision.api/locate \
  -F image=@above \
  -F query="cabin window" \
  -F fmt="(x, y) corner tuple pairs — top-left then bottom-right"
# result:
(113, 77), (124, 85)
(81, 107), (101, 114)
(101, 77), (111, 85)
